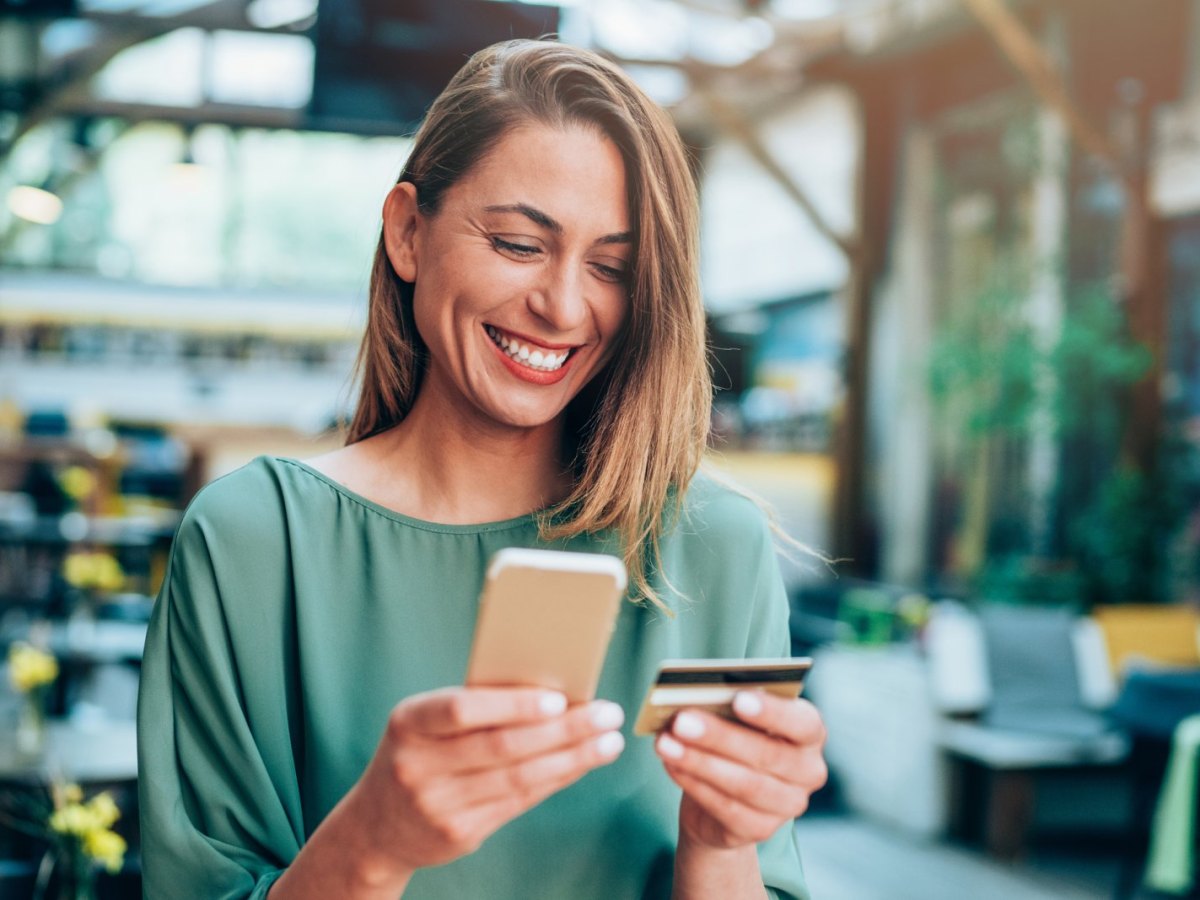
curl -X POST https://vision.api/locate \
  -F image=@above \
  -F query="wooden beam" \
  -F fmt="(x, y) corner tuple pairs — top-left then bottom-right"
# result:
(830, 71), (900, 572)
(0, 0), (249, 160)
(52, 98), (305, 131)
(963, 0), (1129, 184)
(697, 90), (858, 261)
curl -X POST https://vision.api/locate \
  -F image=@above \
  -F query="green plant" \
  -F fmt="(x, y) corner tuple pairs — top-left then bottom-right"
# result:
(927, 271), (1168, 604)
(928, 269), (1041, 438)
(1070, 425), (1200, 605)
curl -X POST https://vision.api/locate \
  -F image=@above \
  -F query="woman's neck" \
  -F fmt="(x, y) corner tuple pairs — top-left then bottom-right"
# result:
(365, 387), (573, 525)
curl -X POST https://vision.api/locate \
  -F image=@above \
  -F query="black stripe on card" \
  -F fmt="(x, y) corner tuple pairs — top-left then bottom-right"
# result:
(656, 666), (807, 686)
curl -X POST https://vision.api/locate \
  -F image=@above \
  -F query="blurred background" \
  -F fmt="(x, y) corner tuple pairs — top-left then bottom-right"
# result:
(1, 0), (1199, 897)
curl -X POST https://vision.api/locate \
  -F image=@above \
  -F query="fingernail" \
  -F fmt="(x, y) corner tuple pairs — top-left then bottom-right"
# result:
(734, 691), (763, 718)
(673, 712), (705, 739)
(590, 701), (624, 731)
(540, 692), (567, 716)
(596, 731), (625, 758)
(657, 733), (685, 759)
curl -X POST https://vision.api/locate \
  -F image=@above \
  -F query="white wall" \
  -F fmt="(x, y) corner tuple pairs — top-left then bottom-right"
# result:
(700, 85), (860, 313)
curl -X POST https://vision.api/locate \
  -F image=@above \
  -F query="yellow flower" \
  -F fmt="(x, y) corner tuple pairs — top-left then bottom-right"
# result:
(63, 553), (95, 588)
(52, 782), (84, 807)
(62, 552), (125, 592)
(49, 802), (96, 836)
(86, 792), (120, 829)
(60, 466), (98, 502)
(7, 642), (58, 694)
(82, 827), (126, 873)
(93, 554), (125, 592)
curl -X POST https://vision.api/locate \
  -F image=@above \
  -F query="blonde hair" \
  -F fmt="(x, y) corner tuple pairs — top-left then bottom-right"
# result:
(348, 40), (709, 612)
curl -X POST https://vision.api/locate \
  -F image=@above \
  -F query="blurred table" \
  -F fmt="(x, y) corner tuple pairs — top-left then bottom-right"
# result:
(0, 720), (137, 783)
(806, 644), (951, 838)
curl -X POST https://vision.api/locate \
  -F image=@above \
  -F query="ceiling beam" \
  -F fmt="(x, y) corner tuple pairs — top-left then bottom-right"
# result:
(1, 0), (250, 160)
(53, 97), (305, 130)
(697, 89), (857, 261)
(962, 0), (1129, 186)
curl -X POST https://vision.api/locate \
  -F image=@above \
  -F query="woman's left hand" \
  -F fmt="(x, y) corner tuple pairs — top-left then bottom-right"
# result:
(654, 692), (827, 850)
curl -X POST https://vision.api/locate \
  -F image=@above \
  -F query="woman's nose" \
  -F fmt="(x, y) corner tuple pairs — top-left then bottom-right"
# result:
(529, 265), (588, 333)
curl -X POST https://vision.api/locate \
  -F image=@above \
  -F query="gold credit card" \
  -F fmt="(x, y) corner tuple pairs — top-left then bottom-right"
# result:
(633, 657), (814, 736)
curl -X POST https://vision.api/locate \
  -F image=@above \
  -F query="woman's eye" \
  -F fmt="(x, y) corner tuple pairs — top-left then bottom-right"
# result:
(591, 262), (629, 285)
(490, 236), (541, 258)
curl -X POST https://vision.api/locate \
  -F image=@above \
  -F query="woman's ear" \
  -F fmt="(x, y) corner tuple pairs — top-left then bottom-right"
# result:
(382, 182), (421, 282)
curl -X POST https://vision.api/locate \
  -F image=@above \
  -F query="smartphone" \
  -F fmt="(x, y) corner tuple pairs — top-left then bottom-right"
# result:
(633, 657), (814, 735)
(465, 548), (627, 704)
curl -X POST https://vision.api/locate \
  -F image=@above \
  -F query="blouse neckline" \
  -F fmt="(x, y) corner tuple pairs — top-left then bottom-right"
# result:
(274, 456), (548, 534)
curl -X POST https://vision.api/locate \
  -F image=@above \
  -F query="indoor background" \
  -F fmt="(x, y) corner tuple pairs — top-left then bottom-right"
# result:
(1, 1), (1199, 897)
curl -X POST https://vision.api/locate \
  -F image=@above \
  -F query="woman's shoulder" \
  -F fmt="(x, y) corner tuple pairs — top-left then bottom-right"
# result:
(174, 456), (297, 549)
(676, 468), (772, 541)
(656, 468), (777, 575)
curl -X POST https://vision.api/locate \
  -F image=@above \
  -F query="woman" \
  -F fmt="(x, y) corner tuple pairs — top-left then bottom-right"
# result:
(138, 39), (826, 899)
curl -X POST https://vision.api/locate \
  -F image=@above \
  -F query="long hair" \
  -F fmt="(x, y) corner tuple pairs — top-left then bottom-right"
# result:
(347, 40), (710, 612)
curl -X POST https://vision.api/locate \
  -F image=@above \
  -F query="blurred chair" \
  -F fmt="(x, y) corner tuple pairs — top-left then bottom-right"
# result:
(1092, 604), (1200, 676)
(926, 601), (1129, 859)
(1109, 668), (1200, 899)
(1095, 601), (1200, 896)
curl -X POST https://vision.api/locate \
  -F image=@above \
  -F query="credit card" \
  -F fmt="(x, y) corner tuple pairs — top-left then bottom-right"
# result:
(632, 657), (813, 736)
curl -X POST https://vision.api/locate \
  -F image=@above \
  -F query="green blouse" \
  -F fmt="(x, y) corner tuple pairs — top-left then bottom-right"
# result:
(137, 456), (810, 899)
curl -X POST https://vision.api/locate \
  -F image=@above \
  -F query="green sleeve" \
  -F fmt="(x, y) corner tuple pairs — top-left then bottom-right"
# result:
(741, 507), (811, 900)
(137, 476), (301, 898)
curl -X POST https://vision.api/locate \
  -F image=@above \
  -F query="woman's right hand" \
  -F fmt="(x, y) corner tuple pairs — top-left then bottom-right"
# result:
(346, 686), (625, 885)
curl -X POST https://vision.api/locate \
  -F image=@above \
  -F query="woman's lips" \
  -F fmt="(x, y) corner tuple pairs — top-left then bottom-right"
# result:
(484, 324), (580, 385)
(488, 324), (578, 352)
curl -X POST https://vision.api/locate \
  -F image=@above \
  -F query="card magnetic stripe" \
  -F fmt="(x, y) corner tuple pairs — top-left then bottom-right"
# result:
(655, 667), (808, 685)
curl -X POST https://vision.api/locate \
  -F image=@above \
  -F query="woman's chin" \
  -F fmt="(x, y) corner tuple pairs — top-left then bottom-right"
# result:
(473, 395), (568, 432)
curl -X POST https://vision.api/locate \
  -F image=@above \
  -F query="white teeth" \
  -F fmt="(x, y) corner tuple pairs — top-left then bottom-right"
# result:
(486, 326), (571, 372)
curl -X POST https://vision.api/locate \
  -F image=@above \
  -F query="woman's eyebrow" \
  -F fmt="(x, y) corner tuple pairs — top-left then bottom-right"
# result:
(485, 203), (562, 233)
(484, 203), (631, 245)
(596, 232), (632, 245)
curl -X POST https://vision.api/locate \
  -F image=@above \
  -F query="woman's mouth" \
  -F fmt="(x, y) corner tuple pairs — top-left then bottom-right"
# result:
(485, 325), (577, 373)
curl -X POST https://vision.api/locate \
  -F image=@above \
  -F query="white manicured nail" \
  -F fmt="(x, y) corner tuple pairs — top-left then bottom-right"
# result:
(596, 731), (625, 758)
(540, 693), (567, 716)
(733, 692), (763, 718)
(590, 702), (624, 731)
(673, 712), (705, 739)
(657, 733), (685, 759)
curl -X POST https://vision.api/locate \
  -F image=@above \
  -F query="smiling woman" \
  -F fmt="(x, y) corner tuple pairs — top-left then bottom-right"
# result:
(383, 124), (631, 422)
(137, 39), (825, 900)
(345, 42), (712, 599)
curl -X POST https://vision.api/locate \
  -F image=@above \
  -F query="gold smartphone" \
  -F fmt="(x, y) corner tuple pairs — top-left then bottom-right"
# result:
(465, 548), (627, 704)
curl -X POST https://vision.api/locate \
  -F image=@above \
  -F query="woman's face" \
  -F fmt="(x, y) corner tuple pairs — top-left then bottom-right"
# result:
(387, 123), (632, 433)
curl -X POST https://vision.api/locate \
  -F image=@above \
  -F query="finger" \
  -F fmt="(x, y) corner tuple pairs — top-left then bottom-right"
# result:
(664, 766), (785, 846)
(430, 728), (625, 812)
(654, 733), (806, 818)
(667, 708), (825, 789)
(435, 700), (625, 775)
(395, 687), (568, 737)
(730, 693), (826, 746)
